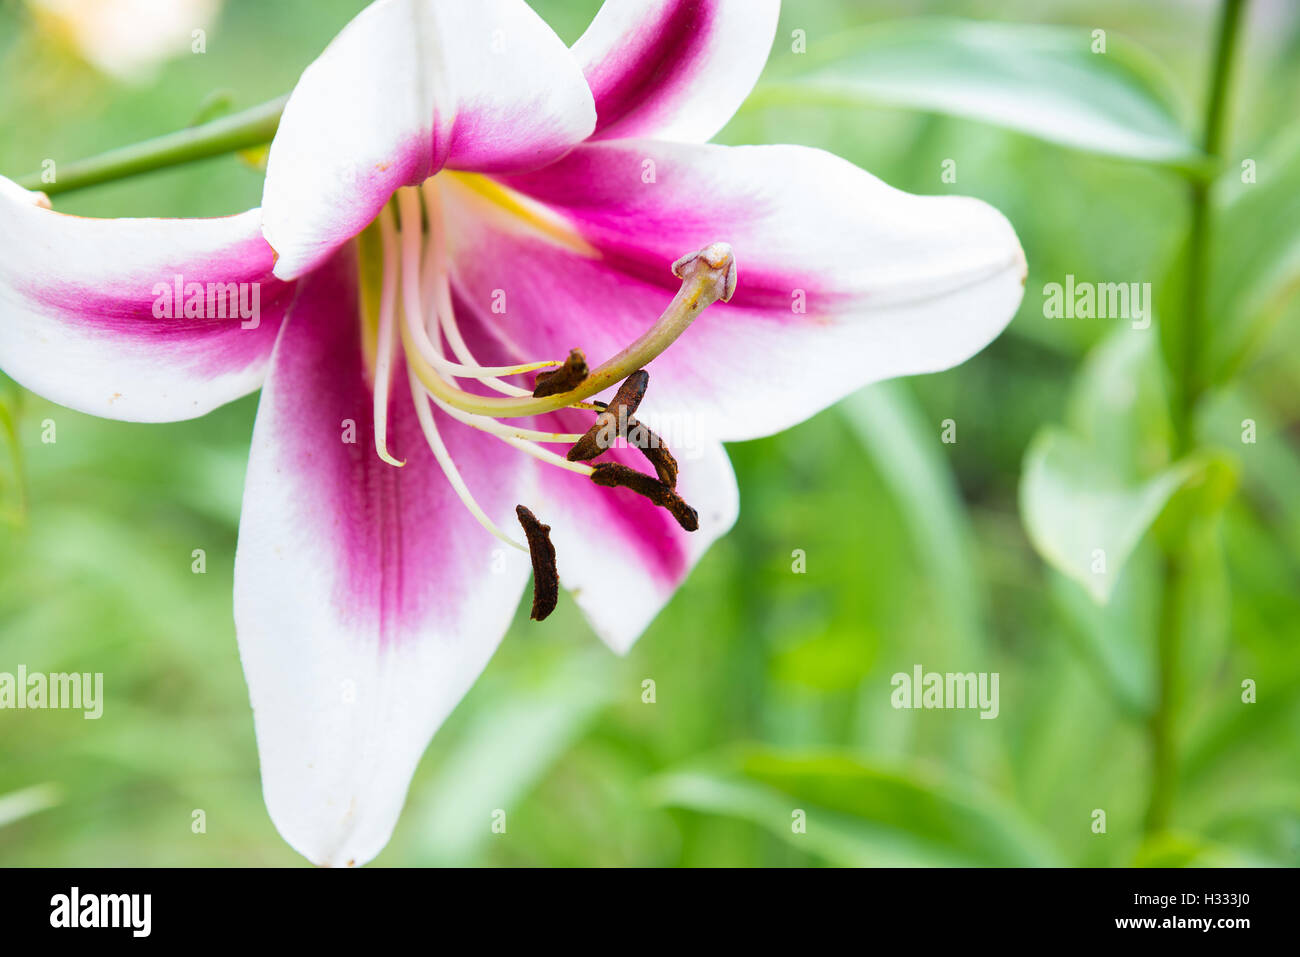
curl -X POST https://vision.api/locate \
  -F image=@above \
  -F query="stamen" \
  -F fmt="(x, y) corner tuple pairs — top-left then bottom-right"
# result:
(622, 415), (679, 488)
(567, 369), (648, 462)
(421, 181), (538, 399)
(406, 301), (594, 466)
(515, 505), (559, 621)
(495, 433), (595, 476)
(565, 372), (678, 486)
(589, 462), (699, 532)
(533, 349), (590, 397)
(405, 363), (527, 553)
(409, 314), (594, 477)
(372, 206), (406, 467)
(425, 390), (592, 465)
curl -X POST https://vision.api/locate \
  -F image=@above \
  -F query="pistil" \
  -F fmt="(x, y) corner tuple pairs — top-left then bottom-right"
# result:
(400, 236), (737, 419)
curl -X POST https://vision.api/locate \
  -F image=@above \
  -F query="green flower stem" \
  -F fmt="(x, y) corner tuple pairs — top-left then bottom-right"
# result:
(14, 95), (287, 197)
(1177, 0), (1246, 442)
(1146, 0), (1247, 836)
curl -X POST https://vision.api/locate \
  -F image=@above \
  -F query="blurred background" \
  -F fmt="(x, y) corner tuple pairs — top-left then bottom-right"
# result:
(1, 0), (1297, 866)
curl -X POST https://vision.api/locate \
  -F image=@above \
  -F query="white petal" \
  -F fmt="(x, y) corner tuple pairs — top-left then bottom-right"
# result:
(234, 250), (532, 866)
(574, 0), (780, 142)
(0, 176), (287, 422)
(262, 0), (596, 280)
(451, 140), (1027, 442)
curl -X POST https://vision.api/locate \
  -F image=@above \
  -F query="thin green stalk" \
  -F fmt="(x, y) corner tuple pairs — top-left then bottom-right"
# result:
(14, 95), (287, 196)
(1146, 0), (1247, 836)
(1175, 0), (1246, 450)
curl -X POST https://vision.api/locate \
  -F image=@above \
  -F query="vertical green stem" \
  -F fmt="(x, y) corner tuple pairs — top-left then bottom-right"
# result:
(1146, 0), (1247, 835)
(1175, 0), (1246, 449)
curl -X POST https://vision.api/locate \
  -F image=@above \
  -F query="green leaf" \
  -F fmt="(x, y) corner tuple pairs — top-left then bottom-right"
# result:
(1050, 569), (1156, 718)
(1020, 428), (1198, 603)
(839, 381), (986, 657)
(1064, 328), (1173, 480)
(1021, 326), (1238, 604)
(650, 749), (1060, 867)
(1206, 125), (1300, 385)
(1134, 831), (1258, 867)
(0, 783), (61, 829)
(1026, 329), (1163, 708)
(768, 629), (876, 692)
(1200, 388), (1300, 564)
(838, 383), (1001, 772)
(406, 648), (616, 865)
(754, 18), (1202, 170)
(187, 89), (236, 128)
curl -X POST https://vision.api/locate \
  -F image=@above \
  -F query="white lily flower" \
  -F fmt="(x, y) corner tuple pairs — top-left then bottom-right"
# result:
(0, 0), (1025, 866)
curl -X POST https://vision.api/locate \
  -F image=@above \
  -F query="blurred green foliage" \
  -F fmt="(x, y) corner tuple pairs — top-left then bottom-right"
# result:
(1, 0), (1298, 866)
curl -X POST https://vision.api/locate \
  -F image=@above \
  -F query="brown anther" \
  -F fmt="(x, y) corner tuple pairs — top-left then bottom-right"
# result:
(532, 348), (589, 397)
(605, 369), (649, 416)
(589, 462), (698, 532)
(567, 370), (649, 462)
(625, 420), (679, 487)
(515, 505), (559, 621)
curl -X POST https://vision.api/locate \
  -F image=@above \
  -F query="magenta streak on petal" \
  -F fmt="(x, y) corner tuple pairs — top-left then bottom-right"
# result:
(495, 146), (851, 316)
(265, 248), (524, 650)
(445, 105), (584, 177)
(586, 0), (716, 141)
(26, 231), (292, 377)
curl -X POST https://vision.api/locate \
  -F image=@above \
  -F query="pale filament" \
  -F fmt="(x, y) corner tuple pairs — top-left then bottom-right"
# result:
(400, 189), (593, 462)
(394, 188), (558, 381)
(426, 391), (594, 475)
(395, 218), (528, 549)
(404, 364), (527, 552)
(427, 391), (587, 446)
(372, 206), (405, 468)
(421, 180), (534, 400)
(412, 183), (585, 445)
